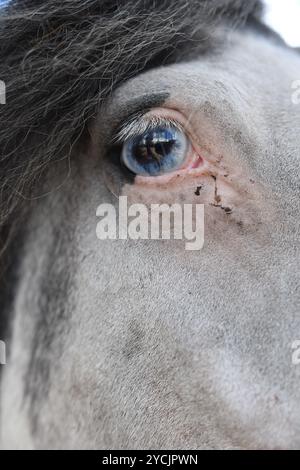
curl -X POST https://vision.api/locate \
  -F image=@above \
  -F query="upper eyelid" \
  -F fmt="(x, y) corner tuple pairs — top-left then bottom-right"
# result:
(112, 113), (185, 144)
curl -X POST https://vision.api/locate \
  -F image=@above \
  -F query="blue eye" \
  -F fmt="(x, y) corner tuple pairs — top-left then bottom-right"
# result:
(121, 126), (189, 177)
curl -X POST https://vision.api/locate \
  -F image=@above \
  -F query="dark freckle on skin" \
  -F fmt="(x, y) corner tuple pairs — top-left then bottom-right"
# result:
(195, 185), (203, 196)
(212, 175), (221, 205)
(210, 203), (233, 215)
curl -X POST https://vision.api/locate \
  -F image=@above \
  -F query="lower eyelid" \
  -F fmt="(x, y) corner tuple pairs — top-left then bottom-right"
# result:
(134, 153), (206, 185)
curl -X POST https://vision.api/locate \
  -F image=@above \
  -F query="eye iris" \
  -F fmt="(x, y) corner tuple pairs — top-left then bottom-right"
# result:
(133, 134), (175, 165)
(121, 126), (188, 176)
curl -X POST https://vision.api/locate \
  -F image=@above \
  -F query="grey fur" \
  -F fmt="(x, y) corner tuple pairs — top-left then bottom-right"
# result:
(2, 0), (300, 451)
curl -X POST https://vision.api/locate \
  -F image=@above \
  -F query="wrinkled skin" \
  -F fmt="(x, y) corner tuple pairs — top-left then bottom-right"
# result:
(1, 28), (300, 449)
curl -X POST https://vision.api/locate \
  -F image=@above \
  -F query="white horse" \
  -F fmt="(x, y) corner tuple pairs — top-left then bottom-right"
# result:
(0, 0), (300, 449)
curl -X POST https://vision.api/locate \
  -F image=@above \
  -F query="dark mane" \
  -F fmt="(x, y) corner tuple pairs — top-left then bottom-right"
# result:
(0, 0), (263, 335)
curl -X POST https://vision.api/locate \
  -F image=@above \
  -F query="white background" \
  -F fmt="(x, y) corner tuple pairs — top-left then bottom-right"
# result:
(264, 0), (300, 46)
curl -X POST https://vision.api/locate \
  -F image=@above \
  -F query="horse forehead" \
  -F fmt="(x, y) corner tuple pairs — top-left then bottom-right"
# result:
(112, 29), (298, 120)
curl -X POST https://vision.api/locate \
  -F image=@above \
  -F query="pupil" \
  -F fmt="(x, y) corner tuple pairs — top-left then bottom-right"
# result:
(133, 138), (176, 166)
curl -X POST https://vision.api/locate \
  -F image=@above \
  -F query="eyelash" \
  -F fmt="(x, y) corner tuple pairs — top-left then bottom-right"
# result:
(112, 113), (185, 144)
